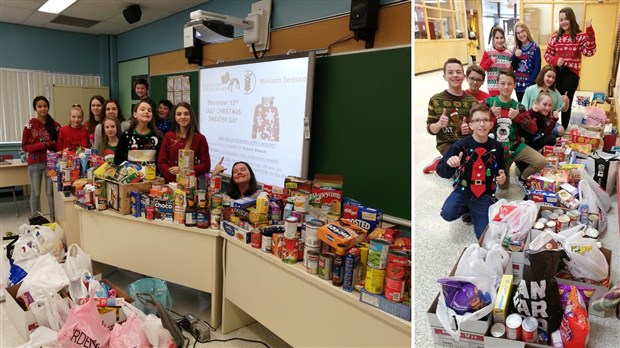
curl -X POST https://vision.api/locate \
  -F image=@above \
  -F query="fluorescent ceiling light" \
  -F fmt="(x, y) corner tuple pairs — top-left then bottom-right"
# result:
(38, 0), (77, 14)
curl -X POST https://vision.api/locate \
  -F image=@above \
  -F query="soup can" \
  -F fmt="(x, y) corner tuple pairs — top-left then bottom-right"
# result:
(251, 229), (262, 249)
(318, 253), (333, 280)
(281, 236), (299, 264)
(368, 239), (390, 269)
(491, 323), (506, 338)
(506, 313), (522, 340)
(557, 215), (570, 231)
(304, 220), (323, 248)
(284, 216), (298, 239)
(568, 210), (580, 222)
(533, 222), (545, 230)
(386, 251), (408, 280)
(364, 265), (386, 294)
(306, 250), (319, 275)
(261, 232), (272, 253)
(548, 213), (559, 221)
(522, 316), (538, 343)
(384, 276), (404, 302)
(211, 194), (222, 214)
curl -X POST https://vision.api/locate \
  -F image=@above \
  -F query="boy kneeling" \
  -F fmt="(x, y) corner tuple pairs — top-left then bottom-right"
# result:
(437, 103), (506, 238)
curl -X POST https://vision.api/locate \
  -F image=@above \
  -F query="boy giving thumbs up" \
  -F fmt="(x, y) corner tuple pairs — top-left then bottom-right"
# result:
(436, 103), (506, 238)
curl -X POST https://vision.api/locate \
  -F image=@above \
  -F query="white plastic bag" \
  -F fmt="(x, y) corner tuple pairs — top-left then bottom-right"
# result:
(454, 244), (509, 288)
(487, 199), (538, 244)
(436, 276), (496, 341)
(64, 244), (93, 301)
(17, 326), (62, 348)
(16, 253), (70, 299)
(563, 237), (609, 281)
(29, 290), (71, 331)
(578, 171), (610, 233)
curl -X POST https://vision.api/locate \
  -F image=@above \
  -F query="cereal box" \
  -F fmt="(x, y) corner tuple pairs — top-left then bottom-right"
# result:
(154, 198), (173, 223)
(529, 190), (559, 206)
(284, 176), (312, 196)
(312, 174), (343, 215)
(173, 189), (186, 224)
(178, 149), (194, 171)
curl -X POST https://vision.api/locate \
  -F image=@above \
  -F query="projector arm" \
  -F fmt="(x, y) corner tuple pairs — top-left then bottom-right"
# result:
(189, 10), (253, 30)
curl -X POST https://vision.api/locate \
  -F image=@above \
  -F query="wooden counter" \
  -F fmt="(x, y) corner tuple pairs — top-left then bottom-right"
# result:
(220, 234), (411, 347)
(76, 208), (223, 328)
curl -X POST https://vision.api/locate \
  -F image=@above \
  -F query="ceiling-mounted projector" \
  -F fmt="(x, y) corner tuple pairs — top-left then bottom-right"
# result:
(183, 0), (272, 52)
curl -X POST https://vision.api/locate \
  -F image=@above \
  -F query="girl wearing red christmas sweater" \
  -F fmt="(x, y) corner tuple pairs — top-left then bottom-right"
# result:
(57, 104), (88, 152)
(480, 26), (512, 97)
(21, 96), (61, 220)
(158, 102), (211, 183)
(545, 7), (596, 128)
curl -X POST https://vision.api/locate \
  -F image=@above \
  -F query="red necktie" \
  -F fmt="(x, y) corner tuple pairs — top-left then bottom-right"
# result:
(470, 148), (487, 198)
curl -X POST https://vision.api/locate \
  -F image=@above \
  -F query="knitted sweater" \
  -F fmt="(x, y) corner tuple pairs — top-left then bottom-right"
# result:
(426, 90), (478, 153)
(436, 136), (505, 198)
(57, 125), (88, 152)
(485, 96), (537, 160)
(511, 42), (541, 93)
(466, 89), (491, 104)
(480, 47), (513, 96)
(529, 109), (562, 141)
(21, 118), (61, 165)
(544, 26), (596, 77)
(157, 131), (211, 183)
(114, 129), (161, 166)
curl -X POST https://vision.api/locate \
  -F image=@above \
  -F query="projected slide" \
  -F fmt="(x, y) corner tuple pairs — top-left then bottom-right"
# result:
(199, 54), (313, 187)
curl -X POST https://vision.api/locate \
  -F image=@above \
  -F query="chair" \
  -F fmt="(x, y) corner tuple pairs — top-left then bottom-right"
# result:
(0, 154), (19, 217)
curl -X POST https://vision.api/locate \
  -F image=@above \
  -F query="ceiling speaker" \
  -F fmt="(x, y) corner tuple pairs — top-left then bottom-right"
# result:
(123, 5), (142, 24)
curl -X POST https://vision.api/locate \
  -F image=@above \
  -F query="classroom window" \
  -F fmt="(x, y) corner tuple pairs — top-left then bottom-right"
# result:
(414, 0), (467, 40)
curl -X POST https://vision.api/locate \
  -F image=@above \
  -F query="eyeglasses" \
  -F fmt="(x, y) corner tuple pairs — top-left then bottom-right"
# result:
(71, 104), (81, 107)
(468, 77), (484, 83)
(470, 119), (491, 125)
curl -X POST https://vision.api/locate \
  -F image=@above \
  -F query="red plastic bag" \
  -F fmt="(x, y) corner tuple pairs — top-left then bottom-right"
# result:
(57, 297), (111, 348)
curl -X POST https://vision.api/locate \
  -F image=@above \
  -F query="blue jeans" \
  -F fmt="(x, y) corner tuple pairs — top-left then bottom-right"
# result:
(440, 188), (494, 238)
(28, 162), (55, 217)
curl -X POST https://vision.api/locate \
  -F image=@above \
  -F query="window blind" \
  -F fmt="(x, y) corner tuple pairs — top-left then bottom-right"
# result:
(0, 68), (100, 143)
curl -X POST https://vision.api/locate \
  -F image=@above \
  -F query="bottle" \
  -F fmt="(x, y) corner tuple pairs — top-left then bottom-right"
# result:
(332, 245), (346, 287)
(256, 192), (269, 214)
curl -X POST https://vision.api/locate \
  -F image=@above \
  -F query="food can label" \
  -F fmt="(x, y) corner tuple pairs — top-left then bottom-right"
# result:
(368, 239), (390, 269)
(384, 276), (404, 302)
(318, 253), (333, 280)
(364, 266), (386, 294)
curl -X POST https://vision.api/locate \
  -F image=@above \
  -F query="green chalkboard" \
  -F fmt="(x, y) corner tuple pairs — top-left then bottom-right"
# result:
(309, 47), (411, 220)
(150, 71), (200, 118)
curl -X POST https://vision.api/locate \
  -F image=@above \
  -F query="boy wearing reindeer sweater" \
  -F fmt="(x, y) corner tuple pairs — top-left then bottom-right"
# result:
(484, 69), (546, 195)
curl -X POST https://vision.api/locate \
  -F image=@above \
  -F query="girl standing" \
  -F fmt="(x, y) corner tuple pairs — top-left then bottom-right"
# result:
(56, 104), (88, 152)
(114, 100), (161, 166)
(99, 116), (121, 163)
(545, 7), (596, 128)
(83, 95), (105, 148)
(526, 91), (565, 151)
(21, 96), (60, 220)
(511, 22), (541, 102)
(93, 99), (130, 151)
(480, 26), (512, 96)
(157, 102), (211, 183)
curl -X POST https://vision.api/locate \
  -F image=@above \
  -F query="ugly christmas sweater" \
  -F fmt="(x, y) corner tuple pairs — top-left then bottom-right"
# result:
(21, 118), (61, 165)
(114, 128), (161, 166)
(511, 41), (541, 93)
(544, 26), (596, 77)
(480, 47), (512, 96)
(485, 96), (537, 161)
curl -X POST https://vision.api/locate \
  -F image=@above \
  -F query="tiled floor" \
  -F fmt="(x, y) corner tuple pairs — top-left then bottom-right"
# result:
(413, 68), (620, 347)
(0, 194), (292, 347)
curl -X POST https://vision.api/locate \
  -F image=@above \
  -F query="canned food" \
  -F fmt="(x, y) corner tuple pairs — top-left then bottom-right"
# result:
(521, 316), (538, 343)
(196, 190), (207, 209)
(553, 208), (564, 216)
(303, 246), (320, 267)
(368, 239), (390, 269)
(588, 214), (599, 229)
(568, 210), (580, 221)
(540, 210), (551, 219)
(261, 233), (272, 253)
(211, 193), (222, 213)
(545, 221), (556, 232)
(251, 229), (262, 248)
(491, 322), (506, 338)
(97, 196), (107, 211)
(548, 213), (559, 221)
(306, 250), (319, 275)
(304, 220), (323, 248)
(318, 253), (333, 280)
(537, 217), (548, 225)
(557, 215), (570, 231)
(210, 213), (221, 229)
(284, 216), (298, 239)
(386, 251), (408, 280)
(384, 276), (404, 302)
(281, 236), (299, 264)
(506, 313), (522, 340)
(533, 222), (545, 230)
(364, 265), (386, 294)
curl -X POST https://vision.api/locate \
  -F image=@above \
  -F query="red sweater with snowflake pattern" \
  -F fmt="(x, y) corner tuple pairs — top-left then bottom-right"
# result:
(544, 26), (596, 77)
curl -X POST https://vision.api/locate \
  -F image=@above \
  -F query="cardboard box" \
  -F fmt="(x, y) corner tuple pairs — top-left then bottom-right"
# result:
(312, 174), (343, 215)
(317, 219), (367, 250)
(4, 283), (71, 340)
(98, 279), (134, 330)
(359, 289), (411, 321)
(284, 176), (312, 196)
(105, 177), (164, 215)
(492, 274), (513, 324)
(427, 294), (491, 348)
(529, 190), (559, 207)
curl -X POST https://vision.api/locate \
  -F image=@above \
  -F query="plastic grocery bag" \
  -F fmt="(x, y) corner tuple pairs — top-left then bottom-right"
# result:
(17, 326), (62, 348)
(454, 243), (509, 288)
(110, 312), (150, 348)
(17, 253), (69, 299)
(29, 290), (71, 331)
(487, 199), (538, 244)
(563, 237), (608, 282)
(64, 244), (93, 301)
(578, 168), (610, 234)
(127, 278), (173, 315)
(121, 299), (174, 347)
(57, 297), (111, 348)
(436, 276), (495, 341)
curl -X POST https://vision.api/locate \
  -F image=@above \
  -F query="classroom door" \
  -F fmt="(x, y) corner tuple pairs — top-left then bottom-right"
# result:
(52, 85), (109, 125)
(578, 2), (617, 92)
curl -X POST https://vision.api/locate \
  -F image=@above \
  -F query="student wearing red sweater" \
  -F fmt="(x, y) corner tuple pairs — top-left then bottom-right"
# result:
(157, 102), (211, 183)
(57, 104), (88, 152)
(21, 96), (61, 220)
(545, 7), (596, 128)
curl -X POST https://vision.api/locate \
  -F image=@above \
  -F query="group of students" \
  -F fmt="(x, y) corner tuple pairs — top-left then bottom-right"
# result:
(426, 7), (597, 238)
(21, 79), (259, 222)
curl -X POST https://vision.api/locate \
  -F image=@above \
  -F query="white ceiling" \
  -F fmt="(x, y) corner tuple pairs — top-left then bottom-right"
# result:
(0, 0), (209, 35)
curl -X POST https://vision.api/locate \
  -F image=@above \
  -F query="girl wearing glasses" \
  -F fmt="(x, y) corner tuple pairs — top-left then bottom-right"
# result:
(21, 96), (61, 220)
(57, 104), (88, 152)
(511, 22), (541, 102)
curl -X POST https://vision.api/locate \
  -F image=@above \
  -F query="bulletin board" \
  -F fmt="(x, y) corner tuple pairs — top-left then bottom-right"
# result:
(150, 71), (199, 116)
